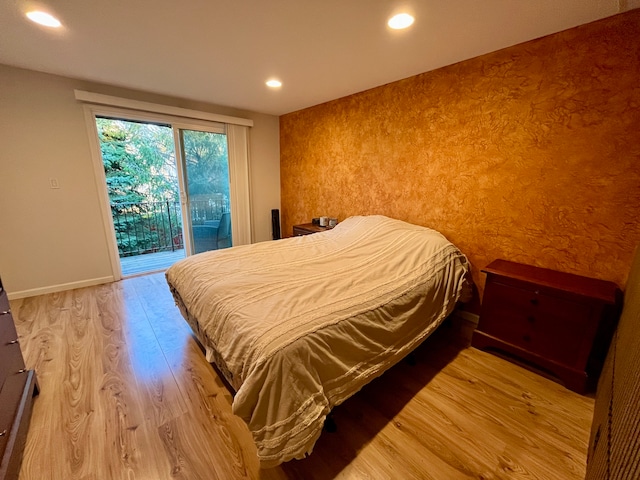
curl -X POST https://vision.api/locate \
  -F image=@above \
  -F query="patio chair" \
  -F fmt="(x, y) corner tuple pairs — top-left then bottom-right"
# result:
(192, 224), (218, 254)
(217, 212), (232, 249)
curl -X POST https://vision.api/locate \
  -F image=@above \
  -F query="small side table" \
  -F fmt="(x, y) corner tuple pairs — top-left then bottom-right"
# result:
(292, 223), (331, 236)
(472, 259), (621, 393)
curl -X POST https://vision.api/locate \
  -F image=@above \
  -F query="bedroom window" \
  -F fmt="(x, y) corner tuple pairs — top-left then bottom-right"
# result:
(78, 91), (253, 280)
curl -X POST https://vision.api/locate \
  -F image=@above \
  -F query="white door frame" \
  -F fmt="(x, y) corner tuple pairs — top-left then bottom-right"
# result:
(83, 104), (252, 280)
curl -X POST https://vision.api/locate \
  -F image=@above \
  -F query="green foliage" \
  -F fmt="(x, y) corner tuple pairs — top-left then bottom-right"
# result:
(99, 122), (145, 204)
(98, 118), (182, 256)
(182, 130), (230, 198)
(97, 118), (178, 203)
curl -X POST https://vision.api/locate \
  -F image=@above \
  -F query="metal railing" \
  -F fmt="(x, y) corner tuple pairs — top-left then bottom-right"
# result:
(111, 201), (183, 257)
(111, 198), (229, 257)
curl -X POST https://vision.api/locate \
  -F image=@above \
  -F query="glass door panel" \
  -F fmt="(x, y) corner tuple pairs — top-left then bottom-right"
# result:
(95, 117), (186, 276)
(180, 129), (232, 254)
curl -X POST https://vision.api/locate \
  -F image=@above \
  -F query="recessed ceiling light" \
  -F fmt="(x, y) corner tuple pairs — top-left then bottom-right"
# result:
(266, 79), (282, 88)
(388, 13), (414, 30)
(26, 11), (62, 28)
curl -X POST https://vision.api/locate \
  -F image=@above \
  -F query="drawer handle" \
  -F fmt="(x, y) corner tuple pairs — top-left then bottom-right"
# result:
(523, 334), (531, 342)
(530, 298), (539, 306)
(0, 310), (10, 315)
(17, 369), (27, 374)
(7, 339), (19, 345)
(0, 430), (7, 437)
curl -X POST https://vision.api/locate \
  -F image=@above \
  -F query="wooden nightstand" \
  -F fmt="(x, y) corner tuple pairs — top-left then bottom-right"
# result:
(292, 223), (330, 236)
(472, 259), (621, 393)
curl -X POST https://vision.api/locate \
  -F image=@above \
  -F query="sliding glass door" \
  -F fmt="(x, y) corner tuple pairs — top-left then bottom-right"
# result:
(94, 115), (234, 276)
(179, 129), (232, 254)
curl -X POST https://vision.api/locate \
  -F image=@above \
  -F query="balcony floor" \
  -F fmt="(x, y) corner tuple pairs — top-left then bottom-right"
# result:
(120, 249), (186, 276)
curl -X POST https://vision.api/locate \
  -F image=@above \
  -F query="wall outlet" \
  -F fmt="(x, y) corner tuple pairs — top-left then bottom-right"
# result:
(49, 178), (60, 189)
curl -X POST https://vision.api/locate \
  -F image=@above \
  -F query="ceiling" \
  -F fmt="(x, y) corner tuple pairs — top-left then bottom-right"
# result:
(0, 1), (634, 116)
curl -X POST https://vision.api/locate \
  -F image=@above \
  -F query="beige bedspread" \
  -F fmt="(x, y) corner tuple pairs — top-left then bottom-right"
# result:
(165, 215), (471, 467)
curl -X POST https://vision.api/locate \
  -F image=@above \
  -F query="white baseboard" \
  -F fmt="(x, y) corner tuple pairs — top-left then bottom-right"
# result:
(7, 276), (115, 300)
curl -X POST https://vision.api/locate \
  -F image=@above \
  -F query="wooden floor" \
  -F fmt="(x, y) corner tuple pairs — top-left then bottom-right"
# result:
(11, 273), (595, 480)
(120, 249), (185, 276)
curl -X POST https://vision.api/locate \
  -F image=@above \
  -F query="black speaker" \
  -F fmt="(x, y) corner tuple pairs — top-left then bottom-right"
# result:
(271, 209), (281, 240)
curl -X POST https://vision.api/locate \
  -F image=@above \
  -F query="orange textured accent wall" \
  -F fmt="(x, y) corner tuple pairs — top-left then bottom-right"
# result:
(280, 11), (640, 304)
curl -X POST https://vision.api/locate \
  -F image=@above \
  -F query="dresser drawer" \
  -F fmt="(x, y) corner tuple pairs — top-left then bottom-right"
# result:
(0, 311), (19, 343)
(0, 313), (26, 389)
(0, 371), (31, 472)
(0, 292), (9, 316)
(525, 297), (595, 365)
(0, 343), (26, 378)
(480, 281), (593, 364)
(483, 281), (592, 323)
(0, 376), (23, 461)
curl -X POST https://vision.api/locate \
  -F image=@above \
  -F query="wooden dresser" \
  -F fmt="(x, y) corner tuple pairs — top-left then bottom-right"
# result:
(472, 259), (621, 393)
(0, 277), (38, 480)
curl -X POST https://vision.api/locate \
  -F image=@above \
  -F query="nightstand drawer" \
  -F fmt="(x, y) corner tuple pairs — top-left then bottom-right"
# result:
(480, 281), (593, 363)
(483, 281), (591, 320)
(292, 223), (330, 236)
(293, 226), (313, 236)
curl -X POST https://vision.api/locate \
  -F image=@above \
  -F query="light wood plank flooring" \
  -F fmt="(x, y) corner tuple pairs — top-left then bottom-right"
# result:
(11, 273), (594, 479)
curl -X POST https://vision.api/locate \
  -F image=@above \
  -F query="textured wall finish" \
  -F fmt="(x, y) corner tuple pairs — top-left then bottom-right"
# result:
(280, 11), (640, 305)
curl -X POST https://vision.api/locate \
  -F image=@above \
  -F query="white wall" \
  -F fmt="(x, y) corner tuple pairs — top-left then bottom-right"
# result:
(0, 64), (280, 297)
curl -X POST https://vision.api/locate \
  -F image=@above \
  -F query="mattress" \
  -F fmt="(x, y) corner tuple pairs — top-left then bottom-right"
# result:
(166, 215), (471, 467)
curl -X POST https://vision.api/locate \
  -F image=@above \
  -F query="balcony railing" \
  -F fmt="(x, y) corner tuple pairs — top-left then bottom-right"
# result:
(111, 198), (228, 257)
(111, 201), (183, 257)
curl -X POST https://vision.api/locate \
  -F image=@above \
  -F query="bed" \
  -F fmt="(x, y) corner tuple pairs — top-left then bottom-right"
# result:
(165, 215), (472, 467)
